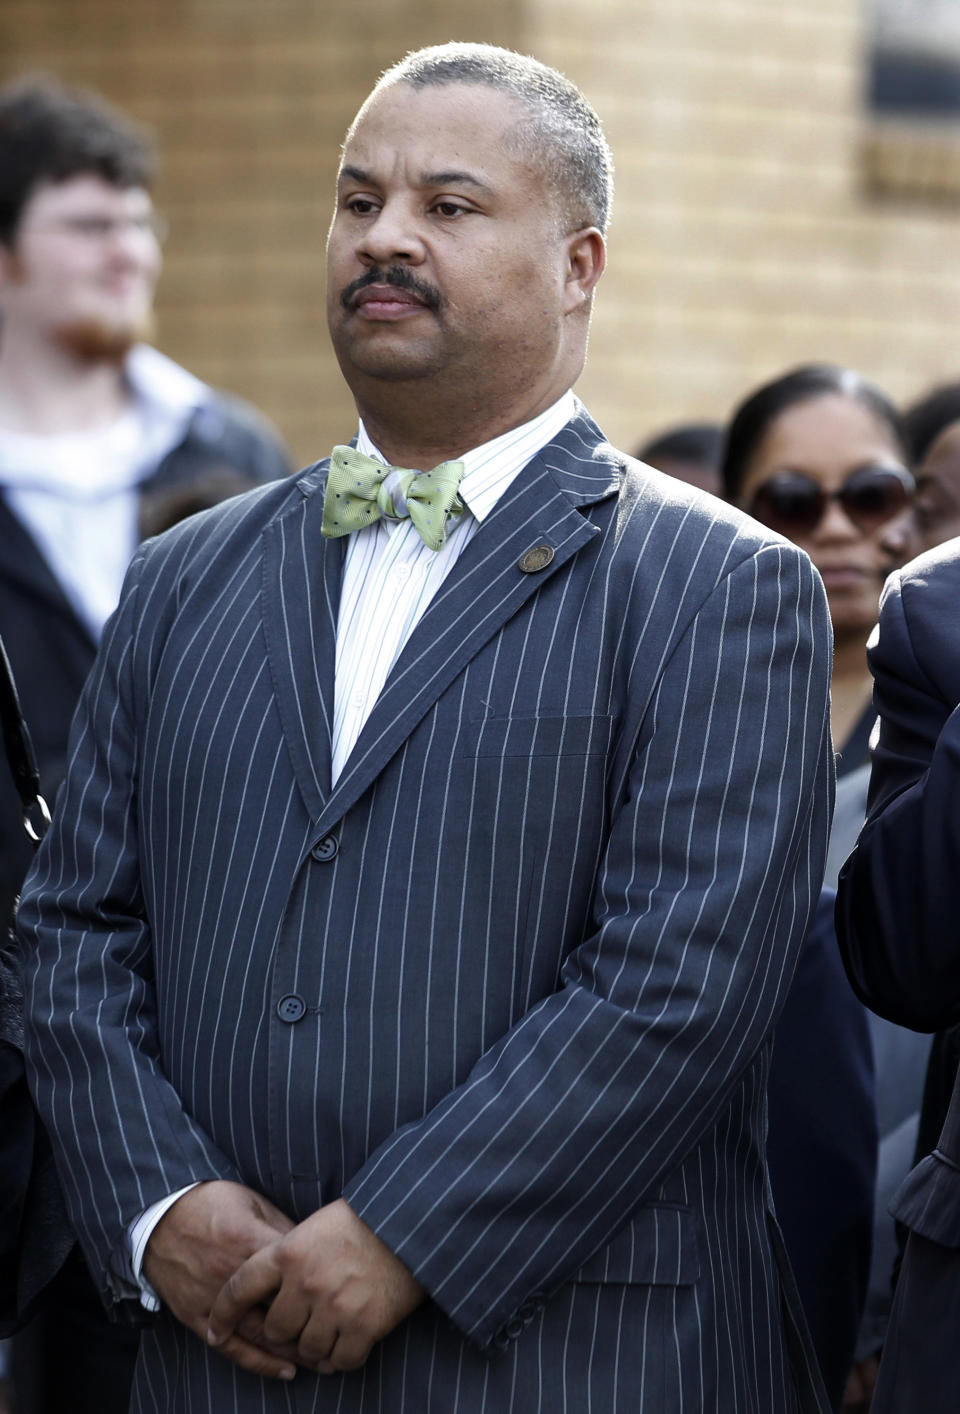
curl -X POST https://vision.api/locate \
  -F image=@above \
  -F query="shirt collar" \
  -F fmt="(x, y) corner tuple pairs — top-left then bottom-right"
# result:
(355, 390), (576, 523)
(125, 344), (209, 417)
(124, 344), (216, 480)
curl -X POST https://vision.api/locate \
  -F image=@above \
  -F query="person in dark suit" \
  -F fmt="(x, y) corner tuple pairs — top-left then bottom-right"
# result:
(0, 75), (290, 1414)
(20, 43), (835, 1412)
(837, 537), (960, 1412)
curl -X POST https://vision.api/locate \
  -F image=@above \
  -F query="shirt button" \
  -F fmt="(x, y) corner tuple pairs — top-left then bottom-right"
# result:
(277, 994), (306, 1023)
(394, 563), (411, 579)
(311, 834), (338, 862)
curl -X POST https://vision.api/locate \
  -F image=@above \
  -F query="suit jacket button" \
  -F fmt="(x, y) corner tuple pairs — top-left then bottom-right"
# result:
(311, 834), (338, 862)
(277, 994), (306, 1023)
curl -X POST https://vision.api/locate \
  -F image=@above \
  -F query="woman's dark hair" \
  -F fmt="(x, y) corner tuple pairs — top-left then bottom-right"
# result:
(721, 363), (905, 503)
(0, 75), (155, 246)
(902, 381), (960, 466)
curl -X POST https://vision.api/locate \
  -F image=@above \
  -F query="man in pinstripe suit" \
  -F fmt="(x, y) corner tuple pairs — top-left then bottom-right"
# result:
(19, 43), (835, 1413)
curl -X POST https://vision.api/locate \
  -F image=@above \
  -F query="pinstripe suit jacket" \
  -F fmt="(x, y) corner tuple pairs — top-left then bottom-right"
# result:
(19, 407), (834, 1413)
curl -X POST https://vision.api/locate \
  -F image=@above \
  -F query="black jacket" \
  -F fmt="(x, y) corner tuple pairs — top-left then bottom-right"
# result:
(837, 538), (960, 1411)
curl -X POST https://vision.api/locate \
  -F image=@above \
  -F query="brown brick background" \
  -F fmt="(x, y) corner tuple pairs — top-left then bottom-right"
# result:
(3, 0), (959, 464)
(554, 0), (960, 453)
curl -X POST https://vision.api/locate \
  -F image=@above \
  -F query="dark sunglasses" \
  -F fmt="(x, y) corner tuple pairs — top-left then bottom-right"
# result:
(747, 464), (915, 537)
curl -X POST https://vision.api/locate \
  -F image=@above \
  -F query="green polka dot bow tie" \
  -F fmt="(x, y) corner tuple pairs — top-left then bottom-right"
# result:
(321, 445), (466, 552)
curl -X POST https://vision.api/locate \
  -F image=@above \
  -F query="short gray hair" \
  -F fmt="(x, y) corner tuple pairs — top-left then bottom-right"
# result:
(370, 42), (614, 235)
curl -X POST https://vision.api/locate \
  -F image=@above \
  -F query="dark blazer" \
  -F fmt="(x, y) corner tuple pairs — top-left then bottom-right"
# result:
(20, 408), (835, 1413)
(837, 537), (960, 1412)
(768, 889), (877, 1409)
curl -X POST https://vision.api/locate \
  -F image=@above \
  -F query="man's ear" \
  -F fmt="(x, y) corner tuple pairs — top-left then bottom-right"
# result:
(563, 227), (606, 313)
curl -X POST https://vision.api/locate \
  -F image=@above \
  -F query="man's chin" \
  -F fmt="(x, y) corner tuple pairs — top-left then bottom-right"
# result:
(335, 341), (448, 386)
(54, 311), (155, 364)
(353, 361), (439, 384)
(330, 315), (453, 386)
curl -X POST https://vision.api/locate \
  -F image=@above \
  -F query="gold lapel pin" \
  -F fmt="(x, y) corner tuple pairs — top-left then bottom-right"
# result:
(518, 544), (555, 573)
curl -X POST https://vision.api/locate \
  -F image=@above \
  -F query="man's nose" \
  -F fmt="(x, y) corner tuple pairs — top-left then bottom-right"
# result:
(104, 220), (156, 264)
(358, 203), (425, 265)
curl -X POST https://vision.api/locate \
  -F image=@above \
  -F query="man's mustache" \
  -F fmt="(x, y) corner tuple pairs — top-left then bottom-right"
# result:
(340, 266), (443, 313)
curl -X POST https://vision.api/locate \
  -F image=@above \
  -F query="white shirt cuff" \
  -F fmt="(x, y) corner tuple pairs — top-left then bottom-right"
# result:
(127, 1183), (201, 1311)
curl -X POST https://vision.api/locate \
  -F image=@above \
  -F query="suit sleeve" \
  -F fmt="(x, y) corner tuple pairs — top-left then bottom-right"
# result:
(345, 542), (834, 1348)
(837, 570), (960, 1030)
(17, 547), (242, 1312)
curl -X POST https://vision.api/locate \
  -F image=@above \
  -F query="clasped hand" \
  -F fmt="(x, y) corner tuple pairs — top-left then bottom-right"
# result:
(207, 1198), (425, 1375)
(145, 1183), (424, 1382)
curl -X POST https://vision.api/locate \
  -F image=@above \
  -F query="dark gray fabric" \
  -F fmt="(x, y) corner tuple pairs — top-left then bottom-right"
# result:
(0, 943), (73, 1336)
(870, 1231), (960, 1414)
(837, 538), (960, 1409)
(838, 540), (960, 1030)
(767, 890), (877, 1407)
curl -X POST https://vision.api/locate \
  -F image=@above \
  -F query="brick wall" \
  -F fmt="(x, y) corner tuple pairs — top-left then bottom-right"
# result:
(3, 0), (959, 462)
(536, 0), (960, 452)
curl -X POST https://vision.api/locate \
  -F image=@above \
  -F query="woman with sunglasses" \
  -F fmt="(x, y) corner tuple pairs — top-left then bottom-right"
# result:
(723, 363), (918, 774)
(723, 363), (923, 1413)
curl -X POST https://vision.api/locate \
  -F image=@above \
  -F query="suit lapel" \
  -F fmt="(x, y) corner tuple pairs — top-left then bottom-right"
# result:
(315, 411), (622, 833)
(261, 467), (343, 822)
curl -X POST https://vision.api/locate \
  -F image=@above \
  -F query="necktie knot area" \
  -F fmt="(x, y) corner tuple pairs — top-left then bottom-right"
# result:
(323, 446), (465, 551)
(378, 468), (411, 519)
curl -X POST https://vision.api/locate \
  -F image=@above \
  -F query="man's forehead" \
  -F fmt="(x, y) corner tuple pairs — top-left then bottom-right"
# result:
(346, 81), (526, 150)
(27, 174), (152, 211)
(339, 82), (535, 191)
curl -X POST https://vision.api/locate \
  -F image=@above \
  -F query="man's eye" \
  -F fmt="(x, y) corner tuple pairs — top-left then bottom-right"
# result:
(74, 218), (112, 236)
(434, 202), (466, 218)
(346, 198), (378, 215)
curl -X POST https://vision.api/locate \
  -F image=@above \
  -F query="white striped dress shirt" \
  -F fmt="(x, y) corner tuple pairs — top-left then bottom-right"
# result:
(331, 390), (576, 782)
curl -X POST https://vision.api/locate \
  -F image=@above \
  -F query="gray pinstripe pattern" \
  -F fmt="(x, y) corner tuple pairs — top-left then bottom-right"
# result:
(20, 407), (833, 1411)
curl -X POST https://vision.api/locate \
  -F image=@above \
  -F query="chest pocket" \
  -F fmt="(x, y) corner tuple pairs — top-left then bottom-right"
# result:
(467, 713), (614, 759)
